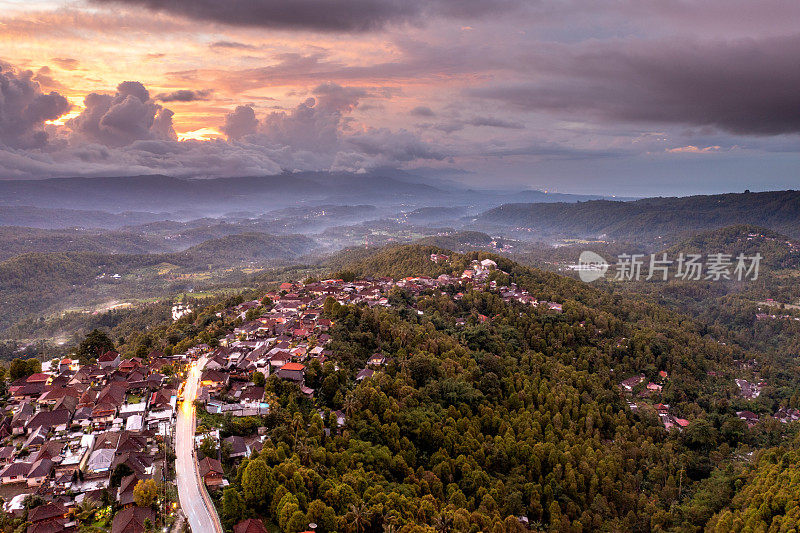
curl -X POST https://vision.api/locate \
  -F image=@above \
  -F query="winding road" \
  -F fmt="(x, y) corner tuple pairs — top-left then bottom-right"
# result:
(175, 356), (223, 533)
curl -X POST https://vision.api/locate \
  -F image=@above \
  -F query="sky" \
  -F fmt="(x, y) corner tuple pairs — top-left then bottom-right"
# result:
(0, 0), (798, 195)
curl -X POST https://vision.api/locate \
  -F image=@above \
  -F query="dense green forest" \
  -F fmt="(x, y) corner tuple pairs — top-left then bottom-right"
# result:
(204, 246), (800, 532)
(5, 242), (800, 530)
(706, 440), (800, 532)
(414, 232), (495, 251)
(580, 226), (800, 391)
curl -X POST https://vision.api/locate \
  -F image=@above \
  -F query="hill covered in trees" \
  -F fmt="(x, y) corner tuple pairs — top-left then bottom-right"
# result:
(706, 442), (800, 532)
(475, 190), (800, 244)
(0, 233), (317, 334)
(0, 227), (176, 261)
(8, 242), (800, 530)
(206, 245), (800, 531)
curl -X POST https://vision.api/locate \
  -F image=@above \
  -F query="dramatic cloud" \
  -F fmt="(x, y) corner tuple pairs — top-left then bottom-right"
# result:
(469, 35), (800, 135)
(0, 67), (443, 179)
(4, 0), (800, 194)
(221, 105), (259, 141)
(260, 97), (344, 152)
(224, 83), (368, 150)
(156, 89), (214, 102)
(89, 0), (525, 32)
(0, 63), (71, 149)
(32, 66), (69, 92)
(215, 82), (442, 172)
(68, 81), (177, 147)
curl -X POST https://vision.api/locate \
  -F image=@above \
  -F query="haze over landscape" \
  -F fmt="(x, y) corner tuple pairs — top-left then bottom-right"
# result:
(1, 1), (800, 533)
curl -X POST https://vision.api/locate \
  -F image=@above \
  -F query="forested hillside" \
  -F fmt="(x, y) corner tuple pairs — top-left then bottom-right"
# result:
(0, 233), (316, 334)
(8, 242), (799, 530)
(206, 245), (800, 531)
(476, 190), (800, 243)
(0, 227), (175, 261)
(707, 442), (800, 532)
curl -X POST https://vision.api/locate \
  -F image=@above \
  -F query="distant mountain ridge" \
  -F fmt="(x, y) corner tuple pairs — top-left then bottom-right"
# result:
(0, 173), (445, 214)
(0, 171), (617, 220)
(475, 190), (800, 242)
(0, 206), (171, 229)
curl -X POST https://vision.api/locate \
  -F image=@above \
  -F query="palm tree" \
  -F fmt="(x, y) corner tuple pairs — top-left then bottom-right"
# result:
(75, 497), (99, 523)
(381, 507), (400, 533)
(348, 501), (369, 533)
(343, 393), (358, 419)
(433, 513), (453, 533)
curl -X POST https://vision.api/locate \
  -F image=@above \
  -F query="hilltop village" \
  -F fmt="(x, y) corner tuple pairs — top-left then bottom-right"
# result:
(0, 257), (566, 533)
(0, 254), (796, 532)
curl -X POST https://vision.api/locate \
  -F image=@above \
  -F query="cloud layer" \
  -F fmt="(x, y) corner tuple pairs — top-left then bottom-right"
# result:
(469, 35), (800, 135)
(0, 67), (444, 178)
(68, 81), (177, 147)
(89, 0), (524, 32)
(0, 63), (71, 149)
(1, 0), (799, 193)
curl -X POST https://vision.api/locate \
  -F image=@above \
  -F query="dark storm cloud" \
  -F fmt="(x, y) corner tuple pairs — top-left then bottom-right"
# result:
(89, 0), (525, 32)
(0, 63), (71, 149)
(209, 41), (258, 51)
(410, 106), (435, 117)
(156, 89), (214, 102)
(469, 35), (800, 135)
(67, 81), (177, 147)
(466, 116), (524, 129)
(221, 105), (259, 141)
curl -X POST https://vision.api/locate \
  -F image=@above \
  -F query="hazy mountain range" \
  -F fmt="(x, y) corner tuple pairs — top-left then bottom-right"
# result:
(1, 172), (798, 338)
(0, 171), (612, 220)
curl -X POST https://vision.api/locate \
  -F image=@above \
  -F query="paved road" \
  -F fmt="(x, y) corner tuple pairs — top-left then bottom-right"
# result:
(175, 357), (223, 533)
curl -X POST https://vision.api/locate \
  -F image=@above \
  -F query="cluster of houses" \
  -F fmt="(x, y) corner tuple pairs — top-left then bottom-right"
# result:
(188, 266), (567, 493)
(735, 378), (763, 400)
(755, 312), (800, 322)
(618, 372), (691, 430)
(734, 407), (800, 428)
(620, 371), (668, 395)
(0, 350), (185, 532)
(196, 263), (566, 413)
(620, 370), (799, 431)
(1, 264), (569, 532)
